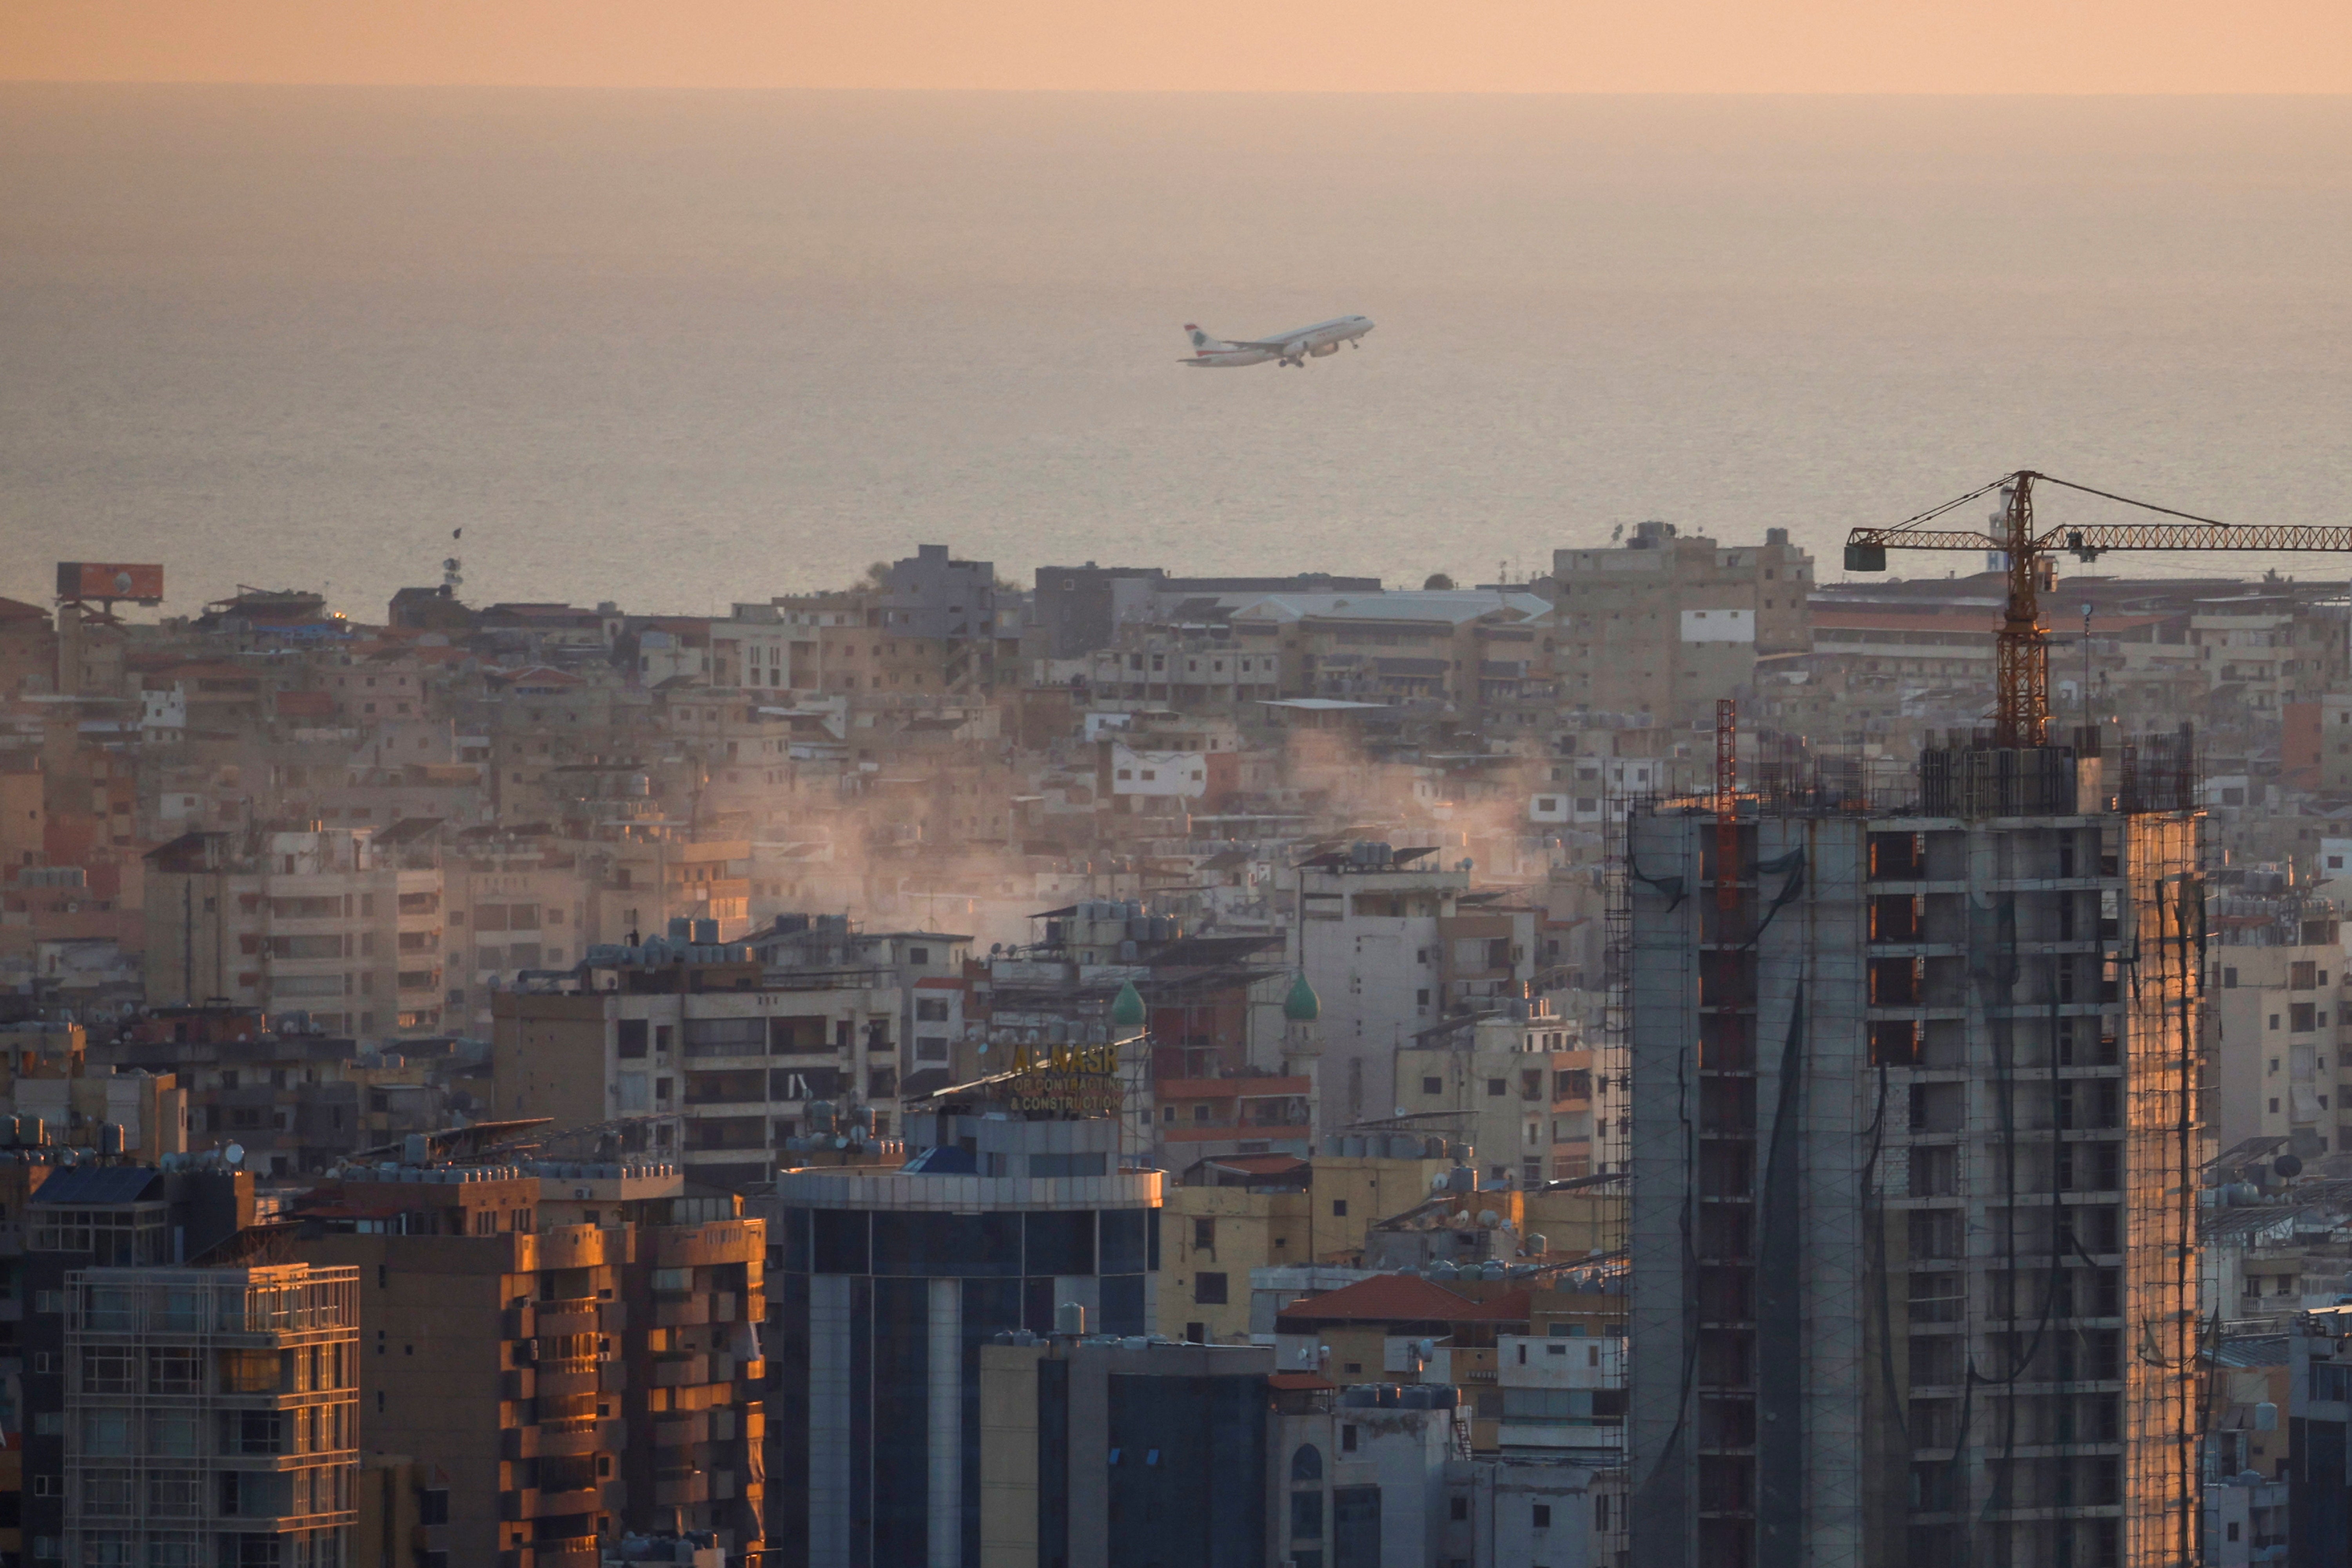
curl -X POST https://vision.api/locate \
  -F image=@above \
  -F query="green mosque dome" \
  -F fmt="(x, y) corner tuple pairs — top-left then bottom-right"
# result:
(1110, 979), (1148, 1031)
(1283, 971), (1321, 1023)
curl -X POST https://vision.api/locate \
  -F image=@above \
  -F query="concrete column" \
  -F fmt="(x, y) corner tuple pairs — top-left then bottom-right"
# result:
(808, 1274), (853, 1564)
(928, 1278), (962, 1568)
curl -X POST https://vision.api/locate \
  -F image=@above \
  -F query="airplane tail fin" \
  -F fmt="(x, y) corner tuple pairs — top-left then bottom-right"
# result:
(1184, 323), (1236, 354)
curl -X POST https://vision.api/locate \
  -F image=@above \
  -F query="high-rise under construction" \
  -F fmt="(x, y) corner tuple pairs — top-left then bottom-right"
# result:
(1624, 733), (2201, 1568)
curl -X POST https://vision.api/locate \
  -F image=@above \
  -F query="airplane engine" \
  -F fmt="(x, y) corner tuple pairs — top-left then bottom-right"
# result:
(1310, 341), (1339, 357)
(1283, 342), (1309, 363)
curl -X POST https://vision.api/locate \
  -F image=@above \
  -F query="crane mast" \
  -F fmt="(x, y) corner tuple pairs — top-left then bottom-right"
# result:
(1846, 469), (2352, 748)
(1994, 475), (2049, 747)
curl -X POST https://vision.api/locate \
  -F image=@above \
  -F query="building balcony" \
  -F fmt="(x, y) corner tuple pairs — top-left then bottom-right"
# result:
(534, 1303), (600, 1338)
(654, 1296), (713, 1328)
(523, 1540), (601, 1568)
(503, 1420), (618, 1460)
(533, 1367), (603, 1399)
(653, 1411), (711, 1448)
(503, 1484), (609, 1522)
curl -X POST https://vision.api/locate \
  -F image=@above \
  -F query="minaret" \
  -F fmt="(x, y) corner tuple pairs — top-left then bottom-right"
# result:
(1280, 970), (1323, 1139)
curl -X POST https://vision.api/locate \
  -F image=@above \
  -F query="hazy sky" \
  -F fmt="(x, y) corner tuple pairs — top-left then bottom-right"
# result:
(5, 0), (2349, 94)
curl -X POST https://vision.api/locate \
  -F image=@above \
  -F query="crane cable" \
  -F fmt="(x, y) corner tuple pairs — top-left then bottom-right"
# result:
(2032, 474), (2233, 531)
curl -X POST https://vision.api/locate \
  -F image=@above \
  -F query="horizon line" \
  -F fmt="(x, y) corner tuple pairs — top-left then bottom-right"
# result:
(8, 80), (2352, 98)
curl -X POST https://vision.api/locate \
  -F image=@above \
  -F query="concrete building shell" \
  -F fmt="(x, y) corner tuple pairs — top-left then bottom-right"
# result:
(1626, 771), (2201, 1568)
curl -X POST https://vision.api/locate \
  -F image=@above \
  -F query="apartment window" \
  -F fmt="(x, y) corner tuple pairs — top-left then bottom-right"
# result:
(1193, 1272), (1228, 1305)
(1423, 1076), (1443, 1095)
(1332, 1199), (1348, 1218)
(1533, 1504), (1552, 1529)
(1341, 1424), (1358, 1453)
(1451, 1497), (1469, 1522)
(1486, 1078), (1506, 1096)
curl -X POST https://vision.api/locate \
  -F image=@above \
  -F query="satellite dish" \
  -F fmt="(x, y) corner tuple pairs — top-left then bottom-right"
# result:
(2277, 1153), (2305, 1180)
(224, 1143), (245, 1168)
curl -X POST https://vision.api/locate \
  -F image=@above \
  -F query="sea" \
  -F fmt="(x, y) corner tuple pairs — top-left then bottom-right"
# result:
(4, 87), (2350, 619)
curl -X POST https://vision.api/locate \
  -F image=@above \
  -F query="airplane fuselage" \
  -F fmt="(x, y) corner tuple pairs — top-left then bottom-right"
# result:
(1181, 315), (1375, 367)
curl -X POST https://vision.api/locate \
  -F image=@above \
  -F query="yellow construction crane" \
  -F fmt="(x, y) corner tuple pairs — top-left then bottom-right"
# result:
(1845, 469), (2352, 748)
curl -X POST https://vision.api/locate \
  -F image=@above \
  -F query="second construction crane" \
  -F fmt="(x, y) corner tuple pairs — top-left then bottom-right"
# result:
(1845, 469), (2352, 747)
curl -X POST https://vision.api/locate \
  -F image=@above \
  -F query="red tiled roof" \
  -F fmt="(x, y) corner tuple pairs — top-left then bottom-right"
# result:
(1275, 1273), (1531, 1326)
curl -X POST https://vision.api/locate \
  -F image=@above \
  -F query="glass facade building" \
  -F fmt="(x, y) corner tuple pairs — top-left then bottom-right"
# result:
(760, 1107), (1159, 1568)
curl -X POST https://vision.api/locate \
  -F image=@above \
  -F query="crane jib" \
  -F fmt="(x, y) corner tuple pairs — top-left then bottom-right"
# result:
(1847, 523), (2352, 559)
(1840, 468), (2352, 746)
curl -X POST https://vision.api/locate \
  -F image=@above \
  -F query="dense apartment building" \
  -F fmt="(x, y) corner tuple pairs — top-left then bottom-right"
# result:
(0, 1019), (187, 1162)
(1626, 735), (2201, 1568)
(1392, 1000), (1595, 1187)
(143, 824), (448, 1039)
(2205, 891), (2342, 1161)
(711, 544), (1006, 699)
(1293, 843), (1539, 1129)
(443, 830), (595, 1034)
(1223, 587), (1556, 723)
(493, 928), (905, 1191)
(292, 1158), (767, 1567)
(16, 1163), (263, 1563)
(1549, 522), (1813, 723)
(61, 1263), (362, 1568)
(1027, 564), (1383, 662)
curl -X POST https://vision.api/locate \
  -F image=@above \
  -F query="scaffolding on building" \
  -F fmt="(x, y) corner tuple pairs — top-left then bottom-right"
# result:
(1621, 732), (2203, 1568)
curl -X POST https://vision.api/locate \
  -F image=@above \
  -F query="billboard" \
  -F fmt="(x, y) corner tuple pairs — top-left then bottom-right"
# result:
(55, 563), (164, 604)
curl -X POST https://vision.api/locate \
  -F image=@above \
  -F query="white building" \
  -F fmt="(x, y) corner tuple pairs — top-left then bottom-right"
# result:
(1292, 845), (1537, 1129)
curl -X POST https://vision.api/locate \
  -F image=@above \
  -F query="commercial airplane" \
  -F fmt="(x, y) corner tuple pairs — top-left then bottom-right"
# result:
(1180, 316), (1374, 368)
